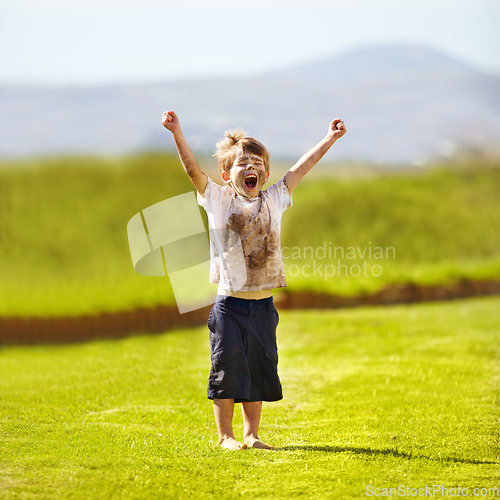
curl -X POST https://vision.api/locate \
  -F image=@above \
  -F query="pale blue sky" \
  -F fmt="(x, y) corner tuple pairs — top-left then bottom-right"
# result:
(1, 0), (498, 86)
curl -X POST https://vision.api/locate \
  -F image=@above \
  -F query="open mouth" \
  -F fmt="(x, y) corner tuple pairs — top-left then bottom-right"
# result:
(244, 173), (258, 189)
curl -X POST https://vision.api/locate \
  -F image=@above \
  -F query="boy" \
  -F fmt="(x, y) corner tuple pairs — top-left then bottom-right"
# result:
(162, 110), (346, 450)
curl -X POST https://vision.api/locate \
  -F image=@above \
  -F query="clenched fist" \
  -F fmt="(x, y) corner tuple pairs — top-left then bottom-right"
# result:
(329, 119), (346, 141)
(162, 110), (180, 133)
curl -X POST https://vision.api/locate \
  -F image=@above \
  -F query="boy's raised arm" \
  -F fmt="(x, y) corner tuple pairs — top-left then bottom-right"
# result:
(284, 119), (346, 195)
(162, 111), (208, 195)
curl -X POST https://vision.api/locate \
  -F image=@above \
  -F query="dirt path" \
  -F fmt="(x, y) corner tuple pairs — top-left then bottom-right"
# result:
(1, 278), (499, 345)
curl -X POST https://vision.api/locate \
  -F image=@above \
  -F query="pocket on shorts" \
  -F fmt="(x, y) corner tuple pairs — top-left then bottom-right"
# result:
(273, 306), (280, 328)
(264, 345), (279, 366)
(210, 344), (241, 386)
(207, 304), (217, 332)
(262, 346), (282, 400)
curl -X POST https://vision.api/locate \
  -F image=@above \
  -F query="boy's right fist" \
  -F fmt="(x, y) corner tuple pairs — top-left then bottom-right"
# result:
(162, 111), (179, 133)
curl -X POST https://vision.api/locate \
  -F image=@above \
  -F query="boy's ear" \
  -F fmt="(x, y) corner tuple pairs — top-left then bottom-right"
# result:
(221, 171), (231, 184)
(265, 171), (270, 182)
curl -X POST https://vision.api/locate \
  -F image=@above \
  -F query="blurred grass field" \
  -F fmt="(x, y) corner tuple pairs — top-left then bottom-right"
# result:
(0, 154), (499, 317)
(0, 297), (498, 499)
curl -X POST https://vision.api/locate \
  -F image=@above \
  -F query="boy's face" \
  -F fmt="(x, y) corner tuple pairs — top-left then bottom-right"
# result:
(222, 151), (269, 199)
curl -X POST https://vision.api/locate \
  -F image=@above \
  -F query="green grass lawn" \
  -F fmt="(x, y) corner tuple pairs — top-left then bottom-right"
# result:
(1, 297), (498, 499)
(0, 155), (500, 316)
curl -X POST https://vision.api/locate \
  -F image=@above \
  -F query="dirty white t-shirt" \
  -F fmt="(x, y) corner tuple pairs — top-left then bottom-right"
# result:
(197, 177), (292, 292)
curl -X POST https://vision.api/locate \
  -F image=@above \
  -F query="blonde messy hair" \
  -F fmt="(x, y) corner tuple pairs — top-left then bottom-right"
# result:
(213, 127), (270, 174)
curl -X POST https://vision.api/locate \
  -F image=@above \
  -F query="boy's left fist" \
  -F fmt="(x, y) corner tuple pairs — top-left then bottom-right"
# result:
(329, 119), (346, 140)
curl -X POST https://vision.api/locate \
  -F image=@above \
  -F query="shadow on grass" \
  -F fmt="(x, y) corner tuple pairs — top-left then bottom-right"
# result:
(279, 445), (497, 465)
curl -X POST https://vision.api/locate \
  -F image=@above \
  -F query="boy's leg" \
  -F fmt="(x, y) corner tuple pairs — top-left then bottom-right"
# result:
(213, 398), (247, 450)
(241, 401), (276, 450)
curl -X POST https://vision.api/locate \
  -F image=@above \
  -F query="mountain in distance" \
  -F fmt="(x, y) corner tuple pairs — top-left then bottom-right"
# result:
(270, 45), (480, 81)
(1, 45), (499, 164)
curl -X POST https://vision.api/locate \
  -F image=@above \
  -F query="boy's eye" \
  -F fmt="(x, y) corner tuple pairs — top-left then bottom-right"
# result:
(239, 160), (262, 165)
(235, 157), (263, 167)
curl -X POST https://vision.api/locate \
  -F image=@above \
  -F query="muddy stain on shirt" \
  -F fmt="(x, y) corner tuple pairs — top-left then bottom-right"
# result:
(226, 194), (283, 288)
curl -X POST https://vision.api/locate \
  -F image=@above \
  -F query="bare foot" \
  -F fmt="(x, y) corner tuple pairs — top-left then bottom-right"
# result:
(244, 435), (276, 450)
(219, 436), (247, 450)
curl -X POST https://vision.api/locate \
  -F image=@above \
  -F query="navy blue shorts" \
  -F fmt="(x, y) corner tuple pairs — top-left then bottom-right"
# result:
(207, 295), (283, 403)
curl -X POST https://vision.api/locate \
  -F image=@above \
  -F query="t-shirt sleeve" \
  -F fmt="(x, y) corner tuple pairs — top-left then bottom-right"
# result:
(264, 176), (293, 213)
(197, 177), (223, 211)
